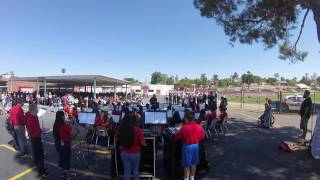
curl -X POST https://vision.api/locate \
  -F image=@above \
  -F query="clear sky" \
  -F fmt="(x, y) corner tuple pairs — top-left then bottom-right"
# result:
(0, 0), (319, 82)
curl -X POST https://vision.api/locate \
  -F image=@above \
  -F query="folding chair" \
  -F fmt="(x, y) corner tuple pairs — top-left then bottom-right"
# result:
(94, 126), (110, 148)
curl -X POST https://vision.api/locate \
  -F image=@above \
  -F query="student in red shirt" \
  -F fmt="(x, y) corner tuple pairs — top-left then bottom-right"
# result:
(208, 106), (218, 127)
(10, 98), (28, 156)
(175, 110), (205, 180)
(116, 112), (146, 180)
(53, 111), (75, 179)
(216, 108), (228, 130)
(25, 104), (49, 178)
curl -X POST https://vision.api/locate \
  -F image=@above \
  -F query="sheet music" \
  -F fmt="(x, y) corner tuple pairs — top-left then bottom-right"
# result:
(154, 112), (167, 124)
(112, 115), (121, 123)
(178, 111), (185, 120)
(195, 113), (200, 119)
(79, 112), (96, 125)
(167, 110), (173, 118)
(37, 108), (46, 117)
(145, 112), (156, 124)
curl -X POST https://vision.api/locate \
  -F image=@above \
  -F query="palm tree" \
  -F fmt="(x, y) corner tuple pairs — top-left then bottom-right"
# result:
(61, 68), (66, 75)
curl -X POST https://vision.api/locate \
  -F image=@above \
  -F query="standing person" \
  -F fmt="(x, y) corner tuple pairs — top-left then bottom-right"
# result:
(10, 98), (28, 156)
(149, 94), (157, 111)
(259, 99), (273, 128)
(175, 110), (205, 180)
(25, 104), (50, 178)
(299, 90), (313, 142)
(116, 112), (146, 180)
(53, 111), (75, 179)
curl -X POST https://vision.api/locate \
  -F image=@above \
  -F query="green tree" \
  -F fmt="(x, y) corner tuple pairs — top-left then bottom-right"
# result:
(231, 72), (239, 85)
(61, 68), (66, 75)
(274, 73), (280, 80)
(212, 74), (219, 86)
(160, 74), (169, 84)
(241, 71), (254, 89)
(175, 75), (179, 83)
(124, 78), (139, 83)
(194, 0), (320, 62)
(317, 76), (320, 85)
(151, 72), (162, 84)
(200, 73), (208, 86)
(266, 77), (278, 85)
(167, 76), (175, 85)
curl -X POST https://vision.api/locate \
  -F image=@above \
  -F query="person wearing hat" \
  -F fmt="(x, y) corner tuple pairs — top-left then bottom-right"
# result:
(299, 90), (313, 142)
(175, 110), (205, 180)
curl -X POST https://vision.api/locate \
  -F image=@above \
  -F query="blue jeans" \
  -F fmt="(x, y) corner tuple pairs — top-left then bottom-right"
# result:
(121, 152), (140, 180)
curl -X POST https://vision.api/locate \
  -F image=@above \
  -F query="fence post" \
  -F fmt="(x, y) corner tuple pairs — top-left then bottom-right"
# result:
(279, 91), (282, 114)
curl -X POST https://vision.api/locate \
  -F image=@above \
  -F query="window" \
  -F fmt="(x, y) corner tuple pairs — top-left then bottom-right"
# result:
(148, 90), (154, 93)
(288, 97), (296, 102)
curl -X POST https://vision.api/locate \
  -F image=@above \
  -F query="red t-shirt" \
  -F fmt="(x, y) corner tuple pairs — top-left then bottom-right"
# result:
(60, 123), (72, 143)
(25, 112), (42, 138)
(219, 112), (228, 121)
(209, 111), (217, 121)
(175, 122), (205, 144)
(119, 127), (144, 154)
(95, 116), (104, 127)
(64, 106), (72, 116)
(9, 104), (25, 126)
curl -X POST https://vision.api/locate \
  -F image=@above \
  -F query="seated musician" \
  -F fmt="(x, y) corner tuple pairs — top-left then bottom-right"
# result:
(216, 108), (228, 130)
(207, 107), (217, 127)
(94, 108), (111, 129)
(175, 110), (205, 180)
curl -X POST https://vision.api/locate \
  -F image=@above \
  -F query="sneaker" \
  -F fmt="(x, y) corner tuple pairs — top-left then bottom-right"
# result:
(63, 172), (76, 180)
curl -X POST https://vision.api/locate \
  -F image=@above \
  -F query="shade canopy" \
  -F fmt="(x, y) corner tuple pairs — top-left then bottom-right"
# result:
(12, 75), (129, 86)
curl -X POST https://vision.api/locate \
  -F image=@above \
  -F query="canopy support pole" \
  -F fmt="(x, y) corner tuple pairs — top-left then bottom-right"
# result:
(93, 79), (97, 99)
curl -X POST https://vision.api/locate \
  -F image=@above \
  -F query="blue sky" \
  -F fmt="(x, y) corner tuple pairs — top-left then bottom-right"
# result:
(0, 0), (319, 82)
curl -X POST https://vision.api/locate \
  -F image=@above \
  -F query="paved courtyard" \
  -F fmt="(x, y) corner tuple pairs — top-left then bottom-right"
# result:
(0, 105), (319, 180)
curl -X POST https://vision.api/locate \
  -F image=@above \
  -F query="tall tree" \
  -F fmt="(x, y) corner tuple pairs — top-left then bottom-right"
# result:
(212, 74), (219, 86)
(167, 75), (175, 85)
(61, 68), (66, 75)
(151, 72), (162, 84)
(194, 0), (320, 62)
(241, 71), (254, 89)
(200, 73), (208, 86)
(124, 78), (139, 83)
(175, 75), (179, 83)
(231, 72), (239, 85)
(274, 73), (280, 80)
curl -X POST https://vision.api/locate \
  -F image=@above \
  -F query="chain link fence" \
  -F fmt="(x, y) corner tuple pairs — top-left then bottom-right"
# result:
(222, 90), (320, 113)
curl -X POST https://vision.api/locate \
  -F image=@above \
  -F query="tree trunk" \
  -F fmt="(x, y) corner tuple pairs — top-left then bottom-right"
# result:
(311, 1), (320, 44)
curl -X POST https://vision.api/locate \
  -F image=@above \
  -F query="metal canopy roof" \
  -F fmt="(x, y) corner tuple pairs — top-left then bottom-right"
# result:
(12, 75), (129, 86)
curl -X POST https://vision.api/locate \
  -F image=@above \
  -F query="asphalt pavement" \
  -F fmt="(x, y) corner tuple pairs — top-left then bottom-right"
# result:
(0, 104), (319, 180)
